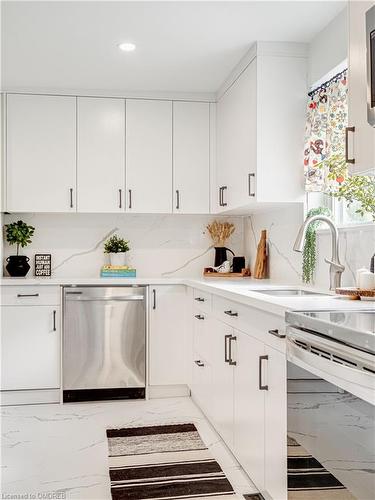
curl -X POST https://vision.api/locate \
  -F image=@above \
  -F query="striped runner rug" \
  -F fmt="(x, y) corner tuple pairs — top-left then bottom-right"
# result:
(106, 423), (236, 500)
(288, 436), (356, 499)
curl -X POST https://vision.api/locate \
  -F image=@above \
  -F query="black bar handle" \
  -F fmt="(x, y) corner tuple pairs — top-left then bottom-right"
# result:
(70, 188), (74, 208)
(119, 189), (122, 209)
(128, 189), (132, 209)
(194, 360), (205, 367)
(224, 310), (238, 317)
(194, 297), (205, 302)
(53, 310), (57, 331)
(259, 355), (269, 390)
(224, 334), (231, 363)
(268, 328), (286, 339)
(194, 314), (205, 320)
(345, 126), (355, 164)
(222, 186), (228, 207)
(219, 187), (223, 207)
(176, 190), (180, 210)
(229, 335), (237, 365)
(248, 173), (256, 197)
(17, 293), (39, 298)
(152, 289), (156, 310)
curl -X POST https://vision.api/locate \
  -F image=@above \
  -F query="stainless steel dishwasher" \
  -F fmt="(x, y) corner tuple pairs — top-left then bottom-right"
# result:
(63, 286), (146, 402)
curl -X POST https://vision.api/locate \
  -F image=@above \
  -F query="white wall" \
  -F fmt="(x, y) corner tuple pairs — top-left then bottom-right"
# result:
(308, 6), (348, 86)
(245, 206), (374, 289)
(2, 213), (244, 279)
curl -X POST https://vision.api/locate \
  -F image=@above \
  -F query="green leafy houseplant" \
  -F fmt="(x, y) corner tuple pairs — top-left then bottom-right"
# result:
(4, 220), (35, 277)
(317, 154), (375, 220)
(104, 235), (130, 254)
(5, 220), (35, 255)
(302, 207), (331, 284)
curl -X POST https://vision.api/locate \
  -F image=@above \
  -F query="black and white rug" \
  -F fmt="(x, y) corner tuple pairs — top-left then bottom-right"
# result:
(287, 436), (356, 499)
(106, 423), (236, 499)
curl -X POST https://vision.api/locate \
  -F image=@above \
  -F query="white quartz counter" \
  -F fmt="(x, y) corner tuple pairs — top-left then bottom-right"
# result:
(1, 276), (373, 317)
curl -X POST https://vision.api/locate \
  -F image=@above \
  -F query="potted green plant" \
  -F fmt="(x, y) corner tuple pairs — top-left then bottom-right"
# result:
(5, 220), (35, 277)
(104, 234), (130, 266)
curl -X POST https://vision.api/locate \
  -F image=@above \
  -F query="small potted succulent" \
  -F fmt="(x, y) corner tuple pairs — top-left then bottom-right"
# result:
(104, 234), (130, 266)
(5, 220), (35, 277)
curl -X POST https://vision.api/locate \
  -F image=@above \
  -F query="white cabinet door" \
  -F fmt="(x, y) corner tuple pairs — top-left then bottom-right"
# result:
(211, 319), (235, 448)
(77, 97), (125, 212)
(1, 306), (60, 390)
(126, 100), (172, 213)
(216, 60), (257, 211)
(234, 330), (266, 493)
(264, 345), (287, 500)
(6, 94), (76, 212)
(348, 1), (375, 173)
(173, 102), (210, 213)
(149, 286), (187, 385)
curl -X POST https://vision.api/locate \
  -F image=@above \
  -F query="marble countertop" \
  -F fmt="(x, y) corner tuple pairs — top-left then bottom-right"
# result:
(1, 276), (373, 318)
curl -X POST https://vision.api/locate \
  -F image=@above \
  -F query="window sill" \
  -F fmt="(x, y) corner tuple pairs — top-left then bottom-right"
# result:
(316, 222), (374, 233)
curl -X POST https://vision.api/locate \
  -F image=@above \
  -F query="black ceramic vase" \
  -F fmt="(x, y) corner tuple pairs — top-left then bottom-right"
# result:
(6, 255), (31, 277)
(214, 247), (235, 267)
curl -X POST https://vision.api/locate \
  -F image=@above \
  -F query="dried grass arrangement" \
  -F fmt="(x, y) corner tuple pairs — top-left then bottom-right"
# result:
(206, 220), (235, 247)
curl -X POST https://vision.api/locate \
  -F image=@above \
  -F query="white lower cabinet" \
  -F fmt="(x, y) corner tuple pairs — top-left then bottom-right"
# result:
(189, 294), (287, 500)
(233, 330), (266, 492)
(211, 320), (235, 448)
(1, 305), (60, 391)
(149, 285), (188, 386)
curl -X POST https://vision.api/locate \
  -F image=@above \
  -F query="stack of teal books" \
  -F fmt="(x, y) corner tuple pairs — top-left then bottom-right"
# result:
(100, 266), (136, 278)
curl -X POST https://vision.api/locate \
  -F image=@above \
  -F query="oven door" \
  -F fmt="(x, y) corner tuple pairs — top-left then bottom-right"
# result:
(367, 5), (375, 126)
(286, 326), (375, 405)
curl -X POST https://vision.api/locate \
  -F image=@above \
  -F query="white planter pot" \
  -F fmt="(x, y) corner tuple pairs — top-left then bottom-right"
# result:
(109, 253), (127, 267)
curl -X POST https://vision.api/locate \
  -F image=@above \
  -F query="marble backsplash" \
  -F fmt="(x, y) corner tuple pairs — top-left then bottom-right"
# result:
(2, 213), (244, 278)
(245, 205), (375, 289)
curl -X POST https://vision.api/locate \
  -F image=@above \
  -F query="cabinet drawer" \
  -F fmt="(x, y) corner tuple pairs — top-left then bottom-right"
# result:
(192, 289), (212, 313)
(213, 295), (286, 352)
(1, 286), (60, 306)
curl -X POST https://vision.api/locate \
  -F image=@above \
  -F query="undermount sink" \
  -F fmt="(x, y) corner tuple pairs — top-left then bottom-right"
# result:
(251, 289), (329, 297)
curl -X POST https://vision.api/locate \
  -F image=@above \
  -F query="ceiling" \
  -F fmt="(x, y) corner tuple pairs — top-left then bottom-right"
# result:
(2, 1), (347, 95)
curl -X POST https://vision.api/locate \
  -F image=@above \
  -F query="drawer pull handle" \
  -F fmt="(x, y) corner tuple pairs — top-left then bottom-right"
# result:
(259, 355), (269, 391)
(224, 334), (232, 363)
(345, 126), (355, 164)
(194, 360), (205, 367)
(194, 297), (205, 302)
(53, 310), (57, 331)
(224, 310), (238, 317)
(268, 328), (286, 339)
(194, 314), (205, 320)
(229, 335), (237, 366)
(17, 293), (39, 298)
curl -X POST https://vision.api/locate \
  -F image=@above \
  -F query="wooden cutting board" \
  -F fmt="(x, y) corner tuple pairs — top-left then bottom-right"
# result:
(335, 287), (375, 300)
(253, 229), (268, 279)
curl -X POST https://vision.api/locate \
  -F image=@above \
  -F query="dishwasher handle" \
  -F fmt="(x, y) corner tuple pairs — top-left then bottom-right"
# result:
(65, 295), (145, 302)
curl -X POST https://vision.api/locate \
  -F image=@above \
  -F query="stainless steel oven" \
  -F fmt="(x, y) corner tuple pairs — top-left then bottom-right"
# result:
(367, 4), (375, 126)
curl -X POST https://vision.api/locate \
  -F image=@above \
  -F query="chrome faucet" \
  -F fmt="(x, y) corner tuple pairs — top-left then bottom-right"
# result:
(293, 215), (345, 290)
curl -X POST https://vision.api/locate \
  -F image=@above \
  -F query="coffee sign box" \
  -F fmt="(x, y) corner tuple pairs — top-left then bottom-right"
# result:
(34, 254), (51, 277)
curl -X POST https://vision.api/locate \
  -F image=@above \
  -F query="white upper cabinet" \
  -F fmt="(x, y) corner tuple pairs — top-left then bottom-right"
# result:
(172, 101), (210, 213)
(6, 94), (76, 212)
(77, 97), (125, 212)
(348, 1), (375, 173)
(215, 43), (307, 213)
(126, 99), (172, 213)
(217, 59), (257, 211)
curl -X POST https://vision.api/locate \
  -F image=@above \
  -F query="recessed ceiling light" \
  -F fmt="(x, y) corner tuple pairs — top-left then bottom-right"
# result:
(118, 42), (136, 52)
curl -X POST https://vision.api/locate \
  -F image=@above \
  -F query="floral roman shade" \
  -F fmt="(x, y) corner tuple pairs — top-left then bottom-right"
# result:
(303, 69), (348, 192)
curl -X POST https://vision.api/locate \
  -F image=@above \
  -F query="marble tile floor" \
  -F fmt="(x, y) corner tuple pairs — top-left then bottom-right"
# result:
(288, 391), (375, 500)
(0, 396), (258, 500)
